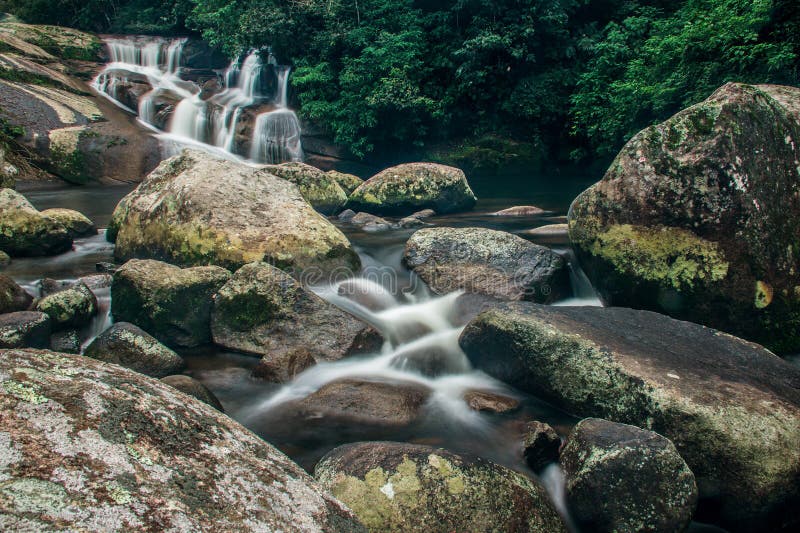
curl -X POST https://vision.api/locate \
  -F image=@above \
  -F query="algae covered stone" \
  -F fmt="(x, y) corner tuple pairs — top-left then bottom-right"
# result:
(264, 161), (348, 215)
(327, 170), (364, 195)
(35, 282), (98, 329)
(41, 208), (96, 238)
(111, 150), (360, 274)
(315, 441), (566, 532)
(0, 188), (72, 256)
(111, 259), (231, 348)
(84, 322), (185, 378)
(561, 418), (697, 532)
(459, 303), (800, 531)
(348, 163), (477, 215)
(568, 83), (800, 353)
(0, 348), (366, 531)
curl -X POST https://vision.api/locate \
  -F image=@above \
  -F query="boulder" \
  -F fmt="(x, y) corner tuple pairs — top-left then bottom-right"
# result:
(160, 374), (224, 411)
(397, 216), (425, 229)
(327, 170), (364, 195)
(349, 212), (392, 232)
(0, 273), (32, 313)
(0, 348), (366, 531)
(0, 188), (72, 256)
(403, 227), (569, 302)
(561, 418), (698, 532)
(522, 421), (561, 472)
(491, 206), (546, 216)
(40, 208), (96, 237)
(35, 282), (98, 329)
(111, 259), (231, 348)
(347, 163), (477, 215)
(0, 311), (51, 349)
(315, 441), (567, 532)
(263, 162), (348, 215)
(84, 322), (185, 378)
(568, 83), (800, 353)
(0, 250), (9, 267)
(210, 263), (382, 381)
(110, 150), (359, 274)
(462, 390), (520, 413)
(459, 303), (800, 531)
(49, 328), (81, 354)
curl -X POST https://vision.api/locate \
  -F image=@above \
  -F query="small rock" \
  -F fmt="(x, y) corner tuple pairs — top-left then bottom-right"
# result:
(411, 209), (436, 219)
(350, 212), (391, 232)
(397, 216), (425, 228)
(522, 421), (561, 472)
(491, 205), (546, 216)
(0, 188), (72, 256)
(78, 273), (113, 291)
(0, 311), (51, 348)
(337, 208), (357, 221)
(35, 282), (98, 329)
(463, 389), (520, 413)
(41, 208), (97, 238)
(160, 374), (224, 411)
(39, 278), (71, 297)
(84, 322), (185, 378)
(0, 274), (33, 313)
(96, 261), (118, 273)
(561, 418), (698, 532)
(0, 250), (9, 267)
(50, 328), (81, 354)
(521, 224), (569, 243)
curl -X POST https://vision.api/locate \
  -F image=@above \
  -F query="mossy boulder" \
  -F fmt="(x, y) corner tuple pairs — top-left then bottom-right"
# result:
(403, 227), (569, 302)
(459, 303), (800, 531)
(160, 374), (224, 411)
(315, 441), (567, 532)
(0, 348), (366, 531)
(347, 163), (477, 216)
(0, 311), (51, 348)
(211, 262), (383, 381)
(561, 418), (698, 532)
(111, 150), (360, 274)
(111, 259), (231, 348)
(0, 273), (32, 313)
(84, 322), (185, 378)
(328, 170), (364, 195)
(264, 162), (348, 215)
(35, 282), (97, 329)
(568, 83), (800, 353)
(0, 188), (72, 256)
(41, 208), (96, 238)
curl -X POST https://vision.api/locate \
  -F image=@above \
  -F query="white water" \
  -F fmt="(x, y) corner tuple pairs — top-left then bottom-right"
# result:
(93, 37), (303, 164)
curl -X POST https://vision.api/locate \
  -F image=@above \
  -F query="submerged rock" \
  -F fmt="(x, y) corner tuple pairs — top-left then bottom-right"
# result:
(0, 348), (366, 531)
(403, 227), (569, 302)
(110, 150), (360, 274)
(521, 224), (569, 244)
(0, 188), (72, 256)
(35, 282), (98, 329)
(522, 421), (561, 472)
(160, 374), (224, 411)
(348, 163), (477, 215)
(561, 418), (698, 532)
(40, 208), (96, 237)
(84, 322), (185, 378)
(0, 311), (51, 349)
(491, 205), (546, 216)
(462, 390), (520, 413)
(264, 162), (348, 215)
(459, 303), (800, 531)
(327, 170), (364, 195)
(211, 263), (382, 382)
(111, 259), (231, 348)
(0, 273), (32, 313)
(315, 441), (567, 532)
(349, 212), (392, 232)
(569, 83), (800, 353)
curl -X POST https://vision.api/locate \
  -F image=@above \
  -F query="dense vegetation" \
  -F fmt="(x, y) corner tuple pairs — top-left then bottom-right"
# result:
(3, 0), (797, 165)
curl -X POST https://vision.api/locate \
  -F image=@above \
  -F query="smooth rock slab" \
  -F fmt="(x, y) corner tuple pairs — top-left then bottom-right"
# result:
(561, 418), (697, 532)
(403, 227), (569, 302)
(0, 348), (365, 531)
(111, 259), (231, 348)
(315, 441), (567, 532)
(459, 303), (800, 531)
(0, 311), (51, 349)
(84, 322), (185, 378)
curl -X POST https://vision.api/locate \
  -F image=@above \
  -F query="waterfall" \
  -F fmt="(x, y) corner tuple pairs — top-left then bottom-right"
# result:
(92, 37), (304, 164)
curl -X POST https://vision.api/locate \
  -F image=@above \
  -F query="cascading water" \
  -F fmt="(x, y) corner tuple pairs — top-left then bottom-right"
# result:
(92, 37), (304, 164)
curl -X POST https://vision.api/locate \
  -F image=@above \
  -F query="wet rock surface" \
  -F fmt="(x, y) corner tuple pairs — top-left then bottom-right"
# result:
(561, 418), (698, 533)
(521, 421), (561, 472)
(0, 273), (32, 314)
(0, 311), (51, 349)
(403, 227), (569, 302)
(0, 348), (366, 531)
(84, 322), (185, 378)
(315, 441), (567, 532)
(459, 303), (800, 531)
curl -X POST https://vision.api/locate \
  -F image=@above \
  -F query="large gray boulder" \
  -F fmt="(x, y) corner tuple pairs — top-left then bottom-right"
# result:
(569, 83), (800, 353)
(0, 348), (365, 531)
(347, 163), (477, 215)
(459, 303), (800, 531)
(315, 441), (566, 532)
(0, 188), (72, 256)
(111, 259), (231, 348)
(561, 418), (698, 532)
(211, 263), (383, 381)
(84, 322), (185, 378)
(403, 227), (569, 302)
(264, 162), (348, 215)
(110, 150), (360, 274)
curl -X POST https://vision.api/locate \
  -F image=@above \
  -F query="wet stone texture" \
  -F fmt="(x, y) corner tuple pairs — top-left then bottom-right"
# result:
(0, 348), (366, 532)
